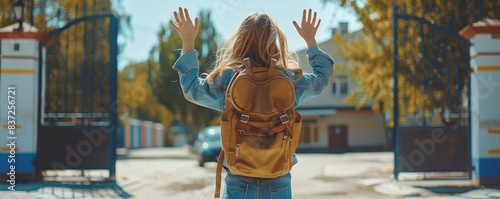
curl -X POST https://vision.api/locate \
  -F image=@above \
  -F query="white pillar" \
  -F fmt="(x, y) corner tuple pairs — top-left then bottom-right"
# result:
(460, 18), (500, 186)
(0, 23), (45, 182)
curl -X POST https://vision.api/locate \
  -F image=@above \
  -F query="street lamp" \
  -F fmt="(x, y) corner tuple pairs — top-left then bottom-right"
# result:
(13, 0), (26, 31)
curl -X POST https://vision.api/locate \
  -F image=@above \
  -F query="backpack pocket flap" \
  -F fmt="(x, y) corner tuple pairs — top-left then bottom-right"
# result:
(229, 76), (294, 114)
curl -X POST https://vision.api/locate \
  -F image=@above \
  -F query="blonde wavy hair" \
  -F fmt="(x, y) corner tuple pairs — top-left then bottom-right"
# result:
(206, 13), (301, 82)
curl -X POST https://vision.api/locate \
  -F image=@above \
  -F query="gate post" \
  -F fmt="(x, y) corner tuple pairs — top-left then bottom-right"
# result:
(0, 23), (44, 183)
(460, 18), (500, 186)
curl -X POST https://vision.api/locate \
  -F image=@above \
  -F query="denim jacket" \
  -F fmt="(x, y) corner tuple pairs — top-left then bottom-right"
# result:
(172, 46), (335, 165)
(173, 46), (335, 110)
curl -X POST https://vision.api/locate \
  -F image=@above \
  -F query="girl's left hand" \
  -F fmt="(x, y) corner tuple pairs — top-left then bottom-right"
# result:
(170, 7), (199, 52)
(293, 9), (321, 48)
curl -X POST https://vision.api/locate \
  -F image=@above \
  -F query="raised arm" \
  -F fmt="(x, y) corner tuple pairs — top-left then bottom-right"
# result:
(169, 7), (199, 53)
(292, 9), (334, 106)
(170, 7), (230, 111)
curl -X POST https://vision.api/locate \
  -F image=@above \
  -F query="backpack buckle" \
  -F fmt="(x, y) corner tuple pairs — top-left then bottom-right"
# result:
(240, 114), (250, 123)
(280, 114), (289, 124)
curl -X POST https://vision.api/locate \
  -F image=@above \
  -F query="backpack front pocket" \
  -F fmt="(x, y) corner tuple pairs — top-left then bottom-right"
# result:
(230, 132), (291, 178)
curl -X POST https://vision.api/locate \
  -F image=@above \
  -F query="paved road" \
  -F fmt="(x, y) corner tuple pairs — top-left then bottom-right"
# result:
(0, 147), (499, 199)
(117, 158), (215, 198)
(116, 151), (396, 199)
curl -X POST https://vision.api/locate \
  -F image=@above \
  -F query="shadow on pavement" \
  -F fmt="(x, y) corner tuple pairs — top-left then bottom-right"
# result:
(11, 181), (133, 198)
(418, 184), (500, 196)
(416, 186), (479, 195)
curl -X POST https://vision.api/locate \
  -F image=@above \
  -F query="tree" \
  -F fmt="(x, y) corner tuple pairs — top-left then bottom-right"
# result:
(118, 61), (175, 146)
(151, 10), (220, 142)
(324, 0), (500, 126)
(1, 0), (130, 32)
(0, 1), (18, 27)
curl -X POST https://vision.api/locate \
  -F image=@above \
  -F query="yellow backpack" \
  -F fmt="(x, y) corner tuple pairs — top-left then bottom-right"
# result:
(214, 58), (302, 198)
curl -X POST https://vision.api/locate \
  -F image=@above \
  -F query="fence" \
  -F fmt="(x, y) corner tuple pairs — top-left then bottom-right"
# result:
(392, 1), (500, 180)
(122, 119), (165, 149)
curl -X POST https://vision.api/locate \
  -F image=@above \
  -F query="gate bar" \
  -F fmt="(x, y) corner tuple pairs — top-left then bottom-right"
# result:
(392, 3), (400, 180)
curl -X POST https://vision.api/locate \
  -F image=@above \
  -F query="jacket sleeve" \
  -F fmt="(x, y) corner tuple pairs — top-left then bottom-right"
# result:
(294, 46), (335, 106)
(172, 50), (230, 112)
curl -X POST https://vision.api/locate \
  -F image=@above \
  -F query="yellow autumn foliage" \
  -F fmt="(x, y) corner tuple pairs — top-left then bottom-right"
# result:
(325, 0), (500, 126)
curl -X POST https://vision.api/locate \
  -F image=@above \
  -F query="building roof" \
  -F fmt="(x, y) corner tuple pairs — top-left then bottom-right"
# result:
(460, 18), (500, 40)
(0, 22), (39, 32)
(470, 17), (500, 27)
(295, 29), (360, 75)
(0, 22), (44, 40)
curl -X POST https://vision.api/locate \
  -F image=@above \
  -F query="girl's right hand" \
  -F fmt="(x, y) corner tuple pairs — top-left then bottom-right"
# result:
(170, 7), (199, 53)
(293, 9), (321, 48)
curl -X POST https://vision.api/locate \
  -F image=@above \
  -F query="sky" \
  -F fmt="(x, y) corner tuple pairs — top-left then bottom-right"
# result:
(118, 0), (362, 70)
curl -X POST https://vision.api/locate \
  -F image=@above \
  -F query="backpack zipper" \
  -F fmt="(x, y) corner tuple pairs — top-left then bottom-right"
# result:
(281, 135), (288, 149)
(235, 144), (241, 157)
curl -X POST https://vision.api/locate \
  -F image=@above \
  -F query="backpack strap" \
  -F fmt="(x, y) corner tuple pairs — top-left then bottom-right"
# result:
(238, 122), (267, 135)
(243, 58), (251, 69)
(269, 58), (277, 68)
(274, 101), (292, 137)
(275, 101), (290, 124)
(214, 151), (225, 198)
(270, 124), (290, 136)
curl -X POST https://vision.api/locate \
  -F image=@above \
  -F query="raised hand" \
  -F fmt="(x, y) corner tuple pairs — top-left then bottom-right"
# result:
(293, 9), (321, 48)
(170, 7), (199, 53)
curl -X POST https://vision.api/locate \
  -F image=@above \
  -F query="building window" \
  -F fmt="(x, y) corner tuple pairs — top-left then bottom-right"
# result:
(301, 125), (310, 144)
(312, 126), (318, 142)
(332, 76), (348, 96)
(340, 79), (348, 95)
(300, 121), (319, 145)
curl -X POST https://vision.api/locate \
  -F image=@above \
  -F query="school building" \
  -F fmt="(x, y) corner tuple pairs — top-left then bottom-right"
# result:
(295, 22), (390, 153)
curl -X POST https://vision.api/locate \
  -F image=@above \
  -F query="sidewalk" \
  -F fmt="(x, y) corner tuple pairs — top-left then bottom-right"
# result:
(317, 152), (500, 199)
(117, 146), (196, 159)
(0, 148), (499, 199)
(0, 147), (195, 199)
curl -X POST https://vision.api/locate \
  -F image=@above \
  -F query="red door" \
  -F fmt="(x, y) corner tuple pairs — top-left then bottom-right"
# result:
(328, 125), (348, 153)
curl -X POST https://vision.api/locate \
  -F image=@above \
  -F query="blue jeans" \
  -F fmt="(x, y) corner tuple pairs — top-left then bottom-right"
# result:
(222, 172), (292, 199)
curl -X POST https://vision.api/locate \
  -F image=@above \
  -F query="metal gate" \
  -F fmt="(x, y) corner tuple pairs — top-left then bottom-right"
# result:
(392, 3), (473, 179)
(35, 13), (118, 180)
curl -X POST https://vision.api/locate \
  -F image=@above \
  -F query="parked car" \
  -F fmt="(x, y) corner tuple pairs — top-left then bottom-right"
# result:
(194, 126), (222, 167)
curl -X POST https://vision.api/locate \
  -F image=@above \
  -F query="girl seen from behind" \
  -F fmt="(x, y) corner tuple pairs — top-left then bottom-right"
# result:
(170, 7), (334, 199)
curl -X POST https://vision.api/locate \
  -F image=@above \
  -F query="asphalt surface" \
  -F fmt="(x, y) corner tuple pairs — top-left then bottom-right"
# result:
(0, 147), (499, 199)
